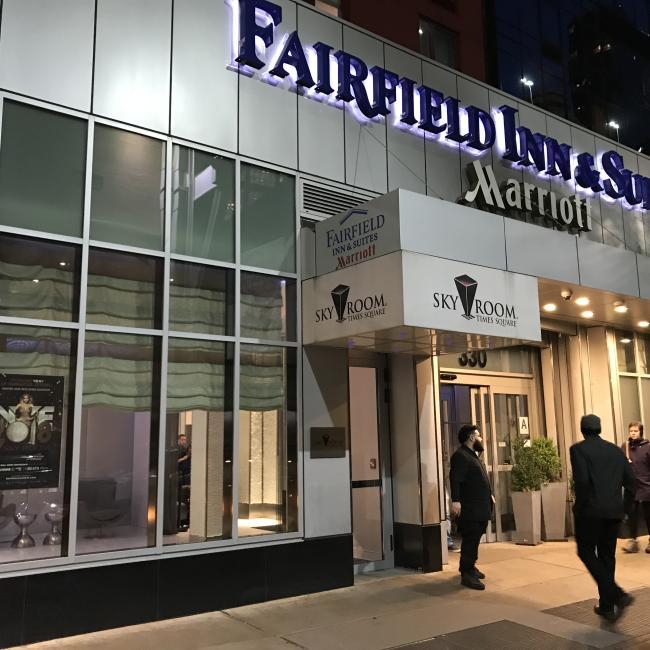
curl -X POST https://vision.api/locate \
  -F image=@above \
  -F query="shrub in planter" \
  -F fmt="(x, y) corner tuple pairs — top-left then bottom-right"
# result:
(511, 439), (543, 544)
(532, 438), (567, 540)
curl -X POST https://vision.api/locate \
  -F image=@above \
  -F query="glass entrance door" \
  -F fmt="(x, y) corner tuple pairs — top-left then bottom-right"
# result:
(441, 375), (537, 543)
(349, 360), (394, 573)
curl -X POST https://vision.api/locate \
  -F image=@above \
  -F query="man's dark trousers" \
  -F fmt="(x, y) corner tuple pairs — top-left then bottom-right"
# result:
(459, 519), (488, 574)
(575, 516), (625, 609)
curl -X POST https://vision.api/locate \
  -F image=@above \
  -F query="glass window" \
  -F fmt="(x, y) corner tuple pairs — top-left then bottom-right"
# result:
(240, 272), (296, 342)
(238, 345), (297, 536)
(638, 334), (650, 374)
(620, 375), (641, 426)
(77, 331), (160, 554)
(241, 165), (296, 273)
(0, 234), (81, 322)
(90, 125), (165, 250)
(616, 331), (636, 372)
(86, 248), (163, 329)
(169, 261), (234, 336)
(0, 324), (77, 563)
(0, 101), (86, 237)
(164, 338), (234, 545)
(171, 146), (235, 263)
(419, 18), (458, 69)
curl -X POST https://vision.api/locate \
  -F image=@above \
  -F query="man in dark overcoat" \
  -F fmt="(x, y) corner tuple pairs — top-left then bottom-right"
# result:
(450, 424), (494, 590)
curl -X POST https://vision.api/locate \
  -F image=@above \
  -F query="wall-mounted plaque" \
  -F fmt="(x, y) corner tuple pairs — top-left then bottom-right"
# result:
(310, 427), (346, 459)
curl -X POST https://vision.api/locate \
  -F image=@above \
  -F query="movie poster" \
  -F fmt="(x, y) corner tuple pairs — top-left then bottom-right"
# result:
(0, 374), (64, 490)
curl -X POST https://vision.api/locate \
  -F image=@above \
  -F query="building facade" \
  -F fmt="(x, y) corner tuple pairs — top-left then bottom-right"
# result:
(1, 0), (650, 645)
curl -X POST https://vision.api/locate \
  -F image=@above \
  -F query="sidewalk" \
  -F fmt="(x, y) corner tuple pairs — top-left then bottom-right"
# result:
(13, 539), (650, 650)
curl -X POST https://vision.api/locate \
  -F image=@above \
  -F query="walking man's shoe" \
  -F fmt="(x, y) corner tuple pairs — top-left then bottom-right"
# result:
(623, 539), (639, 553)
(594, 604), (621, 622)
(646, 540), (650, 554)
(617, 592), (635, 609)
(461, 573), (485, 590)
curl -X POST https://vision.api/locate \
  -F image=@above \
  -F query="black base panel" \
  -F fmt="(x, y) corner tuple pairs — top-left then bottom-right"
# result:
(0, 534), (353, 647)
(394, 522), (443, 573)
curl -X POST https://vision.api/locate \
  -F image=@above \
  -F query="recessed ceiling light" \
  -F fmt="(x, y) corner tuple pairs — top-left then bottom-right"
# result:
(614, 302), (628, 313)
(58, 261), (67, 267)
(32, 279), (39, 283)
(576, 297), (590, 306)
(170, 278), (174, 283)
(418, 28), (423, 35)
(639, 320), (650, 328)
(543, 303), (557, 312)
(581, 310), (594, 319)
(620, 338), (632, 344)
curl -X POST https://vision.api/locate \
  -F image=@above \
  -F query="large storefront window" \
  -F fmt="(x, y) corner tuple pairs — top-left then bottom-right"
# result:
(0, 325), (77, 562)
(0, 98), (299, 569)
(77, 332), (160, 554)
(238, 345), (297, 536)
(0, 101), (86, 237)
(164, 339), (234, 545)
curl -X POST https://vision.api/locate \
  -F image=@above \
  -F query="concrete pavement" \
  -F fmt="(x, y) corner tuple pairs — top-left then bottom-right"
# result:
(13, 538), (650, 649)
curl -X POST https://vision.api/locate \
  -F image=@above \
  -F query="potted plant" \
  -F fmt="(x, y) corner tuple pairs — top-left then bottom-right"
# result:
(510, 438), (543, 545)
(532, 438), (567, 541)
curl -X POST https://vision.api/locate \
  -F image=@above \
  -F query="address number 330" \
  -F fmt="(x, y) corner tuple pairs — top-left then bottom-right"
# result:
(458, 351), (488, 368)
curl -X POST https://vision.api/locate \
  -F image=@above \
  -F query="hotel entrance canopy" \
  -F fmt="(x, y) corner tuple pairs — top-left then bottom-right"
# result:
(302, 191), (542, 355)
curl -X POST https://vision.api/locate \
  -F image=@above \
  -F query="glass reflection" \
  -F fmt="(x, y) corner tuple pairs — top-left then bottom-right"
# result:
(169, 261), (234, 336)
(171, 146), (235, 263)
(77, 332), (160, 554)
(238, 345), (297, 536)
(0, 234), (81, 322)
(163, 339), (234, 545)
(86, 248), (163, 329)
(240, 272), (296, 342)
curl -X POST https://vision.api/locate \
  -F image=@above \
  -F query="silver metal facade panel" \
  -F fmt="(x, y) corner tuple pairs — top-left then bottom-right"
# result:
(571, 126), (604, 243)
(637, 253), (650, 300)
(297, 6), (345, 182)
(617, 146), (646, 255)
(171, 0), (238, 152)
(457, 77), (490, 195)
(238, 0), (298, 169)
(385, 46), (426, 194)
(578, 237), (639, 296)
(398, 190), (507, 270)
(595, 136), (625, 248)
(422, 62), (460, 202)
(342, 27), (387, 193)
(504, 218), (580, 284)
(94, 0), (172, 132)
(0, 0), (95, 111)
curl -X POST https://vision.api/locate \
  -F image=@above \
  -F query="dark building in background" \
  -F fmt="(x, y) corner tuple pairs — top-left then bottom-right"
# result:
(302, 0), (487, 81)
(487, 0), (650, 151)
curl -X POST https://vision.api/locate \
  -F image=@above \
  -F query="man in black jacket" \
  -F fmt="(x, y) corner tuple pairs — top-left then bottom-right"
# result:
(571, 414), (636, 621)
(450, 424), (494, 590)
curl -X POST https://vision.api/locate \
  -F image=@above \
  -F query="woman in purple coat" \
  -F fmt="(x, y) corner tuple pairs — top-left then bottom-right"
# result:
(622, 421), (650, 553)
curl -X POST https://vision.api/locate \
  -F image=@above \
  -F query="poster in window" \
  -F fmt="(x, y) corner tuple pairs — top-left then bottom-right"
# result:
(0, 374), (64, 490)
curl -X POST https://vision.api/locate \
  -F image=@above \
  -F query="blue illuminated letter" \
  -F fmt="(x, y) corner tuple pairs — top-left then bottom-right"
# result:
(417, 86), (446, 134)
(334, 50), (377, 118)
(515, 127), (545, 171)
(544, 138), (572, 180)
(236, 0), (282, 70)
(574, 153), (602, 192)
(499, 105), (519, 162)
(269, 31), (314, 87)
(370, 66), (399, 116)
(601, 150), (629, 199)
(465, 106), (495, 151)
(399, 78), (417, 125)
(445, 97), (470, 143)
(313, 42), (333, 94)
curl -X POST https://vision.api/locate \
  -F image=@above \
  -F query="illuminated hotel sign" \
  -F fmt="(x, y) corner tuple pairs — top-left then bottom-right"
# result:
(231, 0), (650, 218)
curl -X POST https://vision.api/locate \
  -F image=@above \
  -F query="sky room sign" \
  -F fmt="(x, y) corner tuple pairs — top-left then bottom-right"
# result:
(230, 0), (650, 225)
